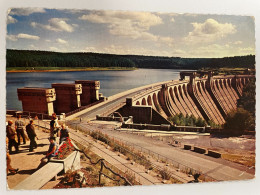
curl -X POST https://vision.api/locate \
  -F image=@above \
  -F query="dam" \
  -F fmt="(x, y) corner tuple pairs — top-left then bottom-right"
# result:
(14, 71), (253, 125)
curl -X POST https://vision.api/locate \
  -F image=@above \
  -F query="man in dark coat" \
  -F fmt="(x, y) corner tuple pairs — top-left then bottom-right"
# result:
(26, 120), (38, 152)
(6, 120), (19, 153)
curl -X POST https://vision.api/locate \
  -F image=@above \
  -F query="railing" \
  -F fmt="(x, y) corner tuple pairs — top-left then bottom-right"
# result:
(131, 80), (189, 102)
(100, 102), (126, 117)
(76, 145), (132, 186)
(66, 99), (104, 117)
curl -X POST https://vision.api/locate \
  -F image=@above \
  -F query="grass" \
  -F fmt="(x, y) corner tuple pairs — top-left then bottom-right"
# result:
(222, 153), (255, 167)
(6, 66), (137, 72)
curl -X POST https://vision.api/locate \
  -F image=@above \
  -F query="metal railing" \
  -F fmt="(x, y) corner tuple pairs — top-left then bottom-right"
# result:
(66, 99), (105, 117)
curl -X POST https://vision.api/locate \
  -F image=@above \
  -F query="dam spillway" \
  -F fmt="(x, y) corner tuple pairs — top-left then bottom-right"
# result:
(119, 71), (253, 125)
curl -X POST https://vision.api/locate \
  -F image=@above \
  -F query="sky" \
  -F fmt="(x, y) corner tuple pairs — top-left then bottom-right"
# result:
(6, 8), (255, 58)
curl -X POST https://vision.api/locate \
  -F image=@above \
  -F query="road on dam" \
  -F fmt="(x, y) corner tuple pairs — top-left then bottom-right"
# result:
(66, 79), (170, 121)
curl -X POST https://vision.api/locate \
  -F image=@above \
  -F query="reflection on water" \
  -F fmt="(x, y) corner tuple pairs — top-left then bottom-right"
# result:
(6, 69), (183, 110)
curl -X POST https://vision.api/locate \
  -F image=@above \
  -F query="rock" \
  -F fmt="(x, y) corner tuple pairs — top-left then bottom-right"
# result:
(75, 171), (86, 185)
(162, 180), (167, 184)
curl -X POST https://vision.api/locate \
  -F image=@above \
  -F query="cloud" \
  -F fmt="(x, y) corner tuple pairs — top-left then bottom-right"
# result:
(31, 18), (74, 32)
(238, 47), (255, 54)
(6, 33), (40, 41)
(186, 44), (255, 58)
(6, 35), (17, 41)
(9, 8), (46, 16)
(49, 47), (58, 51)
(158, 36), (174, 47)
(17, 33), (40, 40)
(79, 11), (175, 45)
(29, 44), (38, 49)
(170, 18), (175, 23)
(56, 38), (68, 44)
(184, 19), (236, 44)
(7, 15), (17, 24)
(234, 41), (243, 45)
(79, 10), (173, 46)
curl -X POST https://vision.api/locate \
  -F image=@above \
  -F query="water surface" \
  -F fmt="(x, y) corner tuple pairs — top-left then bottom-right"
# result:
(6, 69), (183, 110)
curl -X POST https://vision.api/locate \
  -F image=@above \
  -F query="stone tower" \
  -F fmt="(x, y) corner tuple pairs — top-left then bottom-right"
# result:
(17, 87), (56, 116)
(51, 83), (82, 114)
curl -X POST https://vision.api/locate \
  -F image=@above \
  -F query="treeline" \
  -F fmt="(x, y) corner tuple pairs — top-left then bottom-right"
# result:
(6, 49), (255, 70)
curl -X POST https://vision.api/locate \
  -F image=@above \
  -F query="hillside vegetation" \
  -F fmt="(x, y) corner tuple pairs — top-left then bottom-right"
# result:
(6, 49), (255, 70)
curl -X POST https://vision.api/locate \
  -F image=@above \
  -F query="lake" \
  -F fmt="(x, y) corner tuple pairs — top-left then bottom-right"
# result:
(6, 69), (184, 110)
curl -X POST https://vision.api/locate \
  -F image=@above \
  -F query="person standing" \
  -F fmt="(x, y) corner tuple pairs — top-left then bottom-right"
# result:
(26, 120), (38, 152)
(59, 124), (70, 145)
(6, 120), (19, 154)
(15, 114), (26, 145)
(6, 138), (19, 175)
(50, 113), (59, 137)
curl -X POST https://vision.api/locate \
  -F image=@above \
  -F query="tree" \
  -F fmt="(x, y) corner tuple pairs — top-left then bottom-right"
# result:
(195, 117), (206, 127)
(237, 78), (256, 114)
(224, 108), (254, 135)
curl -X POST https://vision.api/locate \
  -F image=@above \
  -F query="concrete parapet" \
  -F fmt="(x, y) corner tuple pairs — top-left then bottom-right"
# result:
(175, 126), (205, 132)
(184, 145), (192, 150)
(193, 146), (207, 154)
(52, 83), (82, 114)
(17, 87), (56, 116)
(208, 150), (222, 158)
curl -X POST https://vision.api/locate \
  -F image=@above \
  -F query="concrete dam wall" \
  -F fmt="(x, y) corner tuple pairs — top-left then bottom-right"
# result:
(120, 72), (253, 125)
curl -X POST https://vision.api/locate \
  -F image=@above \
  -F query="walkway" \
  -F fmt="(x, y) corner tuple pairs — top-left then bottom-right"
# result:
(6, 116), (51, 189)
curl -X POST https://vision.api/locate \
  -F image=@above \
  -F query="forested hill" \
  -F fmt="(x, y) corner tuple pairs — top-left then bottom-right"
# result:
(6, 49), (255, 70)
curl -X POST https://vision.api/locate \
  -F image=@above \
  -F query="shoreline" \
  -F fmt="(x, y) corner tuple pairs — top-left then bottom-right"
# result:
(6, 67), (137, 73)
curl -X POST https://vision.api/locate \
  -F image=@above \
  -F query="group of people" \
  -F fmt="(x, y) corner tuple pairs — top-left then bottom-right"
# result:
(6, 113), (70, 175)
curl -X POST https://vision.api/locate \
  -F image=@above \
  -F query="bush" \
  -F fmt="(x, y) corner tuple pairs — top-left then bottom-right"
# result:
(168, 114), (209, 127)
(224, 108), (254, 135)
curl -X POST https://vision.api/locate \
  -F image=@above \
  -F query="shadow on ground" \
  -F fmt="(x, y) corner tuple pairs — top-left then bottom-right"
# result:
(16, 169), (37, 175)
(27, 151), (46, 155)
